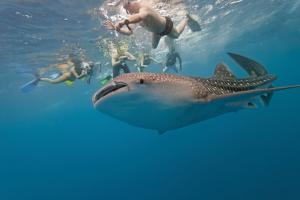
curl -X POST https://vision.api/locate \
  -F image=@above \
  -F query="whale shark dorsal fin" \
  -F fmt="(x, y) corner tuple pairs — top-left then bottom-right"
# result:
(228, 52), (268, 77)
(213, 62), (236, 79)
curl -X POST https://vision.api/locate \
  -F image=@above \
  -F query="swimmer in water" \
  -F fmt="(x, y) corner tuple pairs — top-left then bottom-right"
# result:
(104, 0), (201, 49)
(135, 52), (161, 72)
(109, 41), (136, 78)
(163, 46), (182, 73)
(37, 54), (94, 84)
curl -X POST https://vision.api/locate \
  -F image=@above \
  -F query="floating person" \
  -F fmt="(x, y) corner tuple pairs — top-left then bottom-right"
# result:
(20, 54), (95, 93)
(104, 0), (201, 49)
(135, 52), (162, 72)
(109, 41), (136, 78)
(163, 46), (182, 73)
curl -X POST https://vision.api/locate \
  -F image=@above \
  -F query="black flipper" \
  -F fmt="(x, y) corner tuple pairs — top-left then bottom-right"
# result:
(187, 14), (202, 32)
(213, 63), (236, 79)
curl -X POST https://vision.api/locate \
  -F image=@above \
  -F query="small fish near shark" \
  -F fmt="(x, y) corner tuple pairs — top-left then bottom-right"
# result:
(92, 53), (300, 134)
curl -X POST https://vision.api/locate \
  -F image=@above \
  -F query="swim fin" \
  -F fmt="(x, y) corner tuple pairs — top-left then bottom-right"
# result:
(20, 78), (40, 93)
(65, 80), (74, 87)
(187, 14), (201, 32)
(100, 75), (112, 85)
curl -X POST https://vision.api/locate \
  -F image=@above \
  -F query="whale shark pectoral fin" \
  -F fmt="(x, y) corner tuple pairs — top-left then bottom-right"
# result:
(228, 52), (268, 77)
(260, 88), (274, 106)
(213, 62), (236, 79)
(246, 102), (257, 109)
(209, 85), (300, 105)
(226, 101), (258, 109)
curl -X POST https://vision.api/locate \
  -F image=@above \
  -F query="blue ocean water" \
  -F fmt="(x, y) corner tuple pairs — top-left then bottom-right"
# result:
(0, 0), (300, 199)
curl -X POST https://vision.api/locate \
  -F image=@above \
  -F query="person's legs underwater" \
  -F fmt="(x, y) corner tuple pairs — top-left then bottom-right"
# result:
(152, 33), (162, 49)
(163, 66), (169, 73)
(40, 73), (70, 84)
(168, 14), (201, 39)
(113, 66), (121, 78)
(163, 65), (178, 73)
(121, 64), (130, 74)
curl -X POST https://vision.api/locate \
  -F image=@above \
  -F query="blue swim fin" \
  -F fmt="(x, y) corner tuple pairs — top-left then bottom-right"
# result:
(20, 78), (40, 93)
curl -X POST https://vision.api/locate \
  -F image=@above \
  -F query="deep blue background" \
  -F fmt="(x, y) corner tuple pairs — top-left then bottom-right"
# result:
(0, 0), (299, 199)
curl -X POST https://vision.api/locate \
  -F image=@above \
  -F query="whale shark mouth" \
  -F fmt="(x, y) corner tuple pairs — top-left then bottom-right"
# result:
(93, 81), (128, 105)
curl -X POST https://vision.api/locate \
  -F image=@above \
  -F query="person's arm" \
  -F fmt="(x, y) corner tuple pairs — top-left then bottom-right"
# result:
(124, 52), (136, 61)
(104, 20), (133, 36)
(126, 12), (146, 24)
(114, 10), (147, 35)
(111, 56), (122, 67)
(71, 68), (86, 79)
(117, 26), (133, 36)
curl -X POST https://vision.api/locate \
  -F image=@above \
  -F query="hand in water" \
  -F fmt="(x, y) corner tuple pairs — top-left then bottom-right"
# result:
(104, 20), (116, 30)
(115, 21), (125, 31)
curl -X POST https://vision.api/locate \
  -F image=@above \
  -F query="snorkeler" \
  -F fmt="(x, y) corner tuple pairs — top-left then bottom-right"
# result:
(109, 41), (136, 78)
(163, 46), (182, 73)
(104, 0), (201, 49)
(37, 55), (94, 84)
(135, 52), (161, 72)
(21, 55), (95, 93)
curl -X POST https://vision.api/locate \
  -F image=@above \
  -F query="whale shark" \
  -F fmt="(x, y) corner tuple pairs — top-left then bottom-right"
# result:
(92, 53), (300, 134)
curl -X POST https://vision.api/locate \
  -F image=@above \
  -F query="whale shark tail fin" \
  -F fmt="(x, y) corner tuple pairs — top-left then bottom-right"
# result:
(228, 52), (268, 77)
(213, 62), (236, 79)
(227, 52), (277, 106)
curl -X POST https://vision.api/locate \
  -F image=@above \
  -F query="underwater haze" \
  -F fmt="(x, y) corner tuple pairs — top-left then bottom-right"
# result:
(1, 0), (300, 199)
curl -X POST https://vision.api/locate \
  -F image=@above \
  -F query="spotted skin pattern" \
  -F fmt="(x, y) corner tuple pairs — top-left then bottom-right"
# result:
(112, 72), (277, 100)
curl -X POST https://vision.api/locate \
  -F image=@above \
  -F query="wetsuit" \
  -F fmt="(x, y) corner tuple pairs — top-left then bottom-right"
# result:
(113, 61), (130, 78)
(163, 52), (181, 73)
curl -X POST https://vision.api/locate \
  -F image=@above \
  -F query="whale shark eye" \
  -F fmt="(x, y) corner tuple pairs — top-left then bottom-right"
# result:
(139, 79), (144, 84)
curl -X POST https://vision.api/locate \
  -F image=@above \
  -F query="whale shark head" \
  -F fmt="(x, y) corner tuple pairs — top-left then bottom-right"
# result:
(93, 73), (201, 133)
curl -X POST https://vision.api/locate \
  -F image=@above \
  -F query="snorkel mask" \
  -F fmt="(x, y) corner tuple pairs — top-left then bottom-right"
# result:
(81, 62), (91, 71)
(81, 62), (94, 84)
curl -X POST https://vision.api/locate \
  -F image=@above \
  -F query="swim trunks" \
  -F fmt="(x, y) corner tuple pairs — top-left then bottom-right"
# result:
(160, 17), (173, 36)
